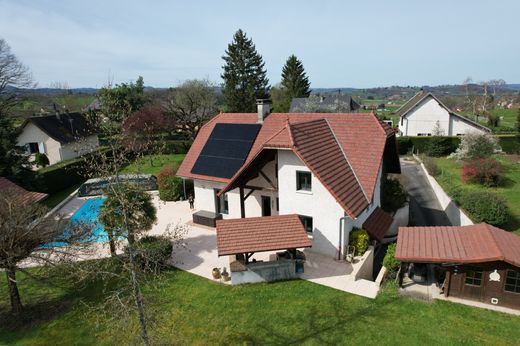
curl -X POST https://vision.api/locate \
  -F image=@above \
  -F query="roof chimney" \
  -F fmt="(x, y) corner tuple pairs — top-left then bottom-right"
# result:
(256, 99), (271, 123)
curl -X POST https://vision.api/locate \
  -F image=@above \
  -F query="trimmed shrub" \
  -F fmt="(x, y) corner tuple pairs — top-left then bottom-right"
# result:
(349, 229), (369, 256)
(35, 152), (49, 167)
(461, 158), (503, 186)
(423, 156), (440, 176)
(459, 192), (509, 227)
(426, 136), (457, 157)
(383, 243), (400, 277)
(381, 176), (407, 213)
(126, 236), (173, 273)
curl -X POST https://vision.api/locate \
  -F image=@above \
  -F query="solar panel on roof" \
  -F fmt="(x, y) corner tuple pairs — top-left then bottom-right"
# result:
(191, 123), (261, 179)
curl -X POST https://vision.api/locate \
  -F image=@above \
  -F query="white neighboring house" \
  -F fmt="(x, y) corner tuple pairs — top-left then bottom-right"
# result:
(17, 112), (99, 165)
(397, 91), (490, 136)
(177, 101), (401, 260)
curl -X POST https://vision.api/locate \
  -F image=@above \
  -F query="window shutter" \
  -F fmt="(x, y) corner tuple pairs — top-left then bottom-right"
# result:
(38, 142), (45, 153)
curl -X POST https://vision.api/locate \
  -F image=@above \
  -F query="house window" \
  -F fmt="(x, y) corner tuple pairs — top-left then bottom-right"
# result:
(417, 133), (432, 137)
(214, 189), (229, 215)
(296, 171), (312, 191)
(505, 270), (520, 294)
(464, 267), (483, 286)
(27, 142), (39, 154)
(299, 215), (313, 233)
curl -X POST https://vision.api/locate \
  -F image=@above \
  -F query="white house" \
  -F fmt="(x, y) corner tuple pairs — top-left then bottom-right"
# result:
(177, 101), (400, 261)
(397, 91), (490, 136)
(17, 112), (99, 165)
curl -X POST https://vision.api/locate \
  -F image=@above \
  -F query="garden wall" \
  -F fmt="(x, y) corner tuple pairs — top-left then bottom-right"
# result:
(416, 156), (474, 226)
(352, 246), (374, 281)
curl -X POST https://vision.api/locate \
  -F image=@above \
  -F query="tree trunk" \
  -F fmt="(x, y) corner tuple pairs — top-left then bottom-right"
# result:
(126, 242), (150, 346)
(6, 266), (23, 314)
(107, 230), (117, 257)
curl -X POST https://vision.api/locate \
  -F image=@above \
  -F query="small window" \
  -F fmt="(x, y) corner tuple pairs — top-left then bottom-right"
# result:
(505, 270), (520, 294)
(417, 133), (432, 137)
(465, 267), (483, 286)
(214, 189), (229, 215)
(299, 215), (313, 233)
(296, 171), (312, 191)
(27, 142), (39, 154)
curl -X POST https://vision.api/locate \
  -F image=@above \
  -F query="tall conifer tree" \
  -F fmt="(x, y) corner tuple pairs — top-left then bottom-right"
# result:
(221, 29), (270, 112)
(281, 54), (311, 99)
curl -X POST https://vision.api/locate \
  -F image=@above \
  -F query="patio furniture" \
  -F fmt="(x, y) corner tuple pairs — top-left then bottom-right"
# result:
(193, 210), (222, 227)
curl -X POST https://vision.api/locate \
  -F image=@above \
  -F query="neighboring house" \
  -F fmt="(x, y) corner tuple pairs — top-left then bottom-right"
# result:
(17, 112), (99, 165)
(290, 94), (360, 113)
(0, 177), (48, 204)
(177, 100), (401, 260)
(396, 224), (520, 310)
(396, 91), (490, 136)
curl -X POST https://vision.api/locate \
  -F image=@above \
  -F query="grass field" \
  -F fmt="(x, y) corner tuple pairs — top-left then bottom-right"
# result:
(434, 155), (520, 235)
(120, 154), (186, 175)
(1, 267), (519, 345)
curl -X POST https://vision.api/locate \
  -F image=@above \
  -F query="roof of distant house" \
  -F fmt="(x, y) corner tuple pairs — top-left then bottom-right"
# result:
(395, 224), (520, 268)
(23, 112), (96, 144)
(395, 91), (491, 132)
(0, 177), (48, 204)
(290, 94), (360, 112)
(177, 112), (399, 217)
(216, 214), (312, 256)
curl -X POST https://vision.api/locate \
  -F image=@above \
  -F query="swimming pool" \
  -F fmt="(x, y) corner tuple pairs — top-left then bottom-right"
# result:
(47, 197), (111, 247)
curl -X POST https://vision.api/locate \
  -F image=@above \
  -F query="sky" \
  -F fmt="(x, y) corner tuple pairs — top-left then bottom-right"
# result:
(1, 0), (519, 89)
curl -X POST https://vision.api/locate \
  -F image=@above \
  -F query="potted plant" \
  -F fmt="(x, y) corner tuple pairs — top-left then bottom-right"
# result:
(212, 267), (221, 279)
(221, 267), (230, 282)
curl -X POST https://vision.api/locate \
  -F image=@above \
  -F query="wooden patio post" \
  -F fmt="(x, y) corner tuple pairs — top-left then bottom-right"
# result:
(239, 187), (245, 218)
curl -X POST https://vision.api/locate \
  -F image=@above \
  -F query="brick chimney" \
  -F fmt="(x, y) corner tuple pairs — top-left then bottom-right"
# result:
(256, 99), (271, 123)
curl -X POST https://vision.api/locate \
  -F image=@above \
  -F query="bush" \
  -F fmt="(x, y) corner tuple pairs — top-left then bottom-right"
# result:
(126, 236), (173, 273)
(381, 176), (407, 213)
(397, 137), (413, 155)
(35, 152), (49, 167)
(383, 243), (400, 276)
(452, 132), (501, 161)
(461, 158), (503, 186)
(349, 229), (369, 256)
(459, 192), (509, 227)
(426, 136), (457, 157)
(423, 156), (440, 176)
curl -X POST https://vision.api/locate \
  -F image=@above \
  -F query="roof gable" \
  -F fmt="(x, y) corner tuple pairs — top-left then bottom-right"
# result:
(24, 113), (96, 144)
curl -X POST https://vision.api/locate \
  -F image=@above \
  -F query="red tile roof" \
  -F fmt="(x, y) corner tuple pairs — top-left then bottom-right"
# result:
(178, 112), (392, 203)
(395, 224), (520, 268)
(216, 214), (312, 256)
(290, 119), (368, 217)
(0, 177), (48, 204)
(362, 207), (394, 242)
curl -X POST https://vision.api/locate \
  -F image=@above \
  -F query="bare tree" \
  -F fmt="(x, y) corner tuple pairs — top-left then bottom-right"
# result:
(0, 189), (89, 315)
(164, 79), (218, 140)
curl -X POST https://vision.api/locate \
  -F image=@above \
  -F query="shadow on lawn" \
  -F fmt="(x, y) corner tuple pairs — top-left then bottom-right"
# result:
(228, 293), (395, 345)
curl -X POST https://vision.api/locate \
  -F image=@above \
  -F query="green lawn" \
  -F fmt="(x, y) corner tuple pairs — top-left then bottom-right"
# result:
(120, 154), (186, 176)
(434, 155), (520, 235)
(41, 183), (83, 209)
(1, 268), (519, 345)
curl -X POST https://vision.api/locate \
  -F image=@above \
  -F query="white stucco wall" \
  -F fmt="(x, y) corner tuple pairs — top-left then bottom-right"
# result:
(401, 97), (450, 136)
(59, 135), (100, 161)
(17, 122), (62, 164)
(401, 96), (486, 136)
(449, 116), (486, 136)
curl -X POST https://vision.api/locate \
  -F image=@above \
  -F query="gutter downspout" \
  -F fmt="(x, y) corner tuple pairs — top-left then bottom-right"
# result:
(338, 216), (350, 261)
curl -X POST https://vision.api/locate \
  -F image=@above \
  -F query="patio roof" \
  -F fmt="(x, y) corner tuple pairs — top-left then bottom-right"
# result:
(216, 214), (312, 256)
(395, 224), (520, 267)
(362, 207), (393, 242)
(0, 177), (48, 204)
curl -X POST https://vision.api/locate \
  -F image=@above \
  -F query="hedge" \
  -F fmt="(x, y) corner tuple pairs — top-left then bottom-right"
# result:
(397, 135), (520, 155)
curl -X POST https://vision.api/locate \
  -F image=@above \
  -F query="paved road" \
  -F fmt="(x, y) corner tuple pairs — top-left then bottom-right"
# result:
(399, 159), (451, 227)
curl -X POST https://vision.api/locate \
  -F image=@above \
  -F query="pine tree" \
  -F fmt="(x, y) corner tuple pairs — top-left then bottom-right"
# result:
(221, 29), (270, 112)
(281, 54), (311, 100)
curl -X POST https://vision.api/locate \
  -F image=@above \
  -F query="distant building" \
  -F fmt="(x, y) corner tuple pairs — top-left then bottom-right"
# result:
(17, 112), (99, 165)
(290, 94), (360, 113)
(396, 91), (490, 136)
